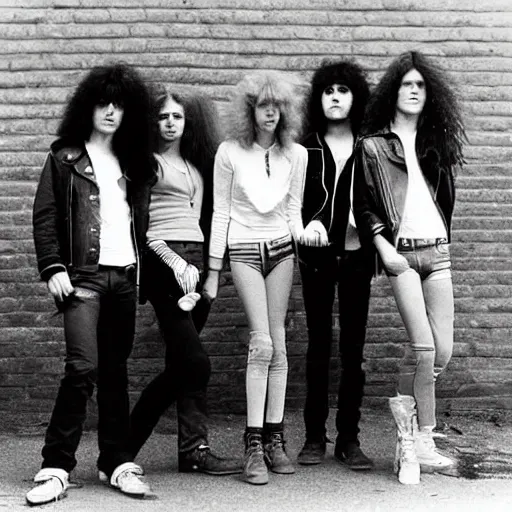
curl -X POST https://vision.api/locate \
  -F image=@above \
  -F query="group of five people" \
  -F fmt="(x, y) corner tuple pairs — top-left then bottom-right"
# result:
(28, 50), (465, 505)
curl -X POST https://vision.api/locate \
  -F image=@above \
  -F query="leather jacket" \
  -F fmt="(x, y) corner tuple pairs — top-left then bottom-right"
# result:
(353, 129), (456, 247)
(33, 138), (154, 285)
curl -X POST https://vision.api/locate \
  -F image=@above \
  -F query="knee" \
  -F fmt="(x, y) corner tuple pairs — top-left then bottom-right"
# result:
(62, 367), (97, 397)
(182, 352), (211, 389)
(247, 331), (273, 366)
(434, 347), (452, 379)
(270, 348), (288, 371)
(413, 348), (435, 367)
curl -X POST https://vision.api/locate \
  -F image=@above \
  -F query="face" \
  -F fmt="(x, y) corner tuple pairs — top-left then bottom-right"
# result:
(321, 83), (354, 121)
(254, 97), (281, 135)
(396, 68), (427, 117)
(157, 97), (185, 143)
(91, 101), (124, 136)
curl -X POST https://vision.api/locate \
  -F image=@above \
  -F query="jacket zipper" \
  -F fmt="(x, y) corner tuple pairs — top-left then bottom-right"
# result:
(311, 134), (329, 221)
(69, 173), (74, 267)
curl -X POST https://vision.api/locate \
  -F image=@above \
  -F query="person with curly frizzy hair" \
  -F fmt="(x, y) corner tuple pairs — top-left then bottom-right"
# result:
(203, 71), (307, 485)
(124, 86), (242, 477)
(29, 63), (154, 505)
(353, 51), (466, 485)
(296, 59), (374, 472)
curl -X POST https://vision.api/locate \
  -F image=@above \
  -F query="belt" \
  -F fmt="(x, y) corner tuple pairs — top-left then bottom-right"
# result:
(397, 238), (448, 251)
(98, 264), (136, 273)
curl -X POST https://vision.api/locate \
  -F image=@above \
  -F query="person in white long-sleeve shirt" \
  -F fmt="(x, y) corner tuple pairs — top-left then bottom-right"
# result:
(203, 71), (307, 485)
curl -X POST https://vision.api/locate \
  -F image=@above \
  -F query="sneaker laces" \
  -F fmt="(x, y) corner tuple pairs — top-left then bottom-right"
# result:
(117, 470), (146, 488)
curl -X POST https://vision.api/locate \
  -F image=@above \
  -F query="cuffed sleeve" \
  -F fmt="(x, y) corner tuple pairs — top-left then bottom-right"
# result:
(209, 142), (234, 264)
(33, 153), (66, 282)
(286, 144), (308, 241)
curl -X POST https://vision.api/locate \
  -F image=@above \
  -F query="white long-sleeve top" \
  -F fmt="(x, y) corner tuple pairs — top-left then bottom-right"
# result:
(209, 139), (307, 271)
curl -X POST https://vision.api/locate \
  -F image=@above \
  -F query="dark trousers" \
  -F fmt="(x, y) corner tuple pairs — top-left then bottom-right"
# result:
(299, 246), (372, 447)
(127, 243), (212, 456)
(42, 265), (137, 476)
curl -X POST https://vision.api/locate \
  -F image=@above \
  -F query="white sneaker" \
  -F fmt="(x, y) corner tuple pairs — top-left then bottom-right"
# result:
(101, 462), (150, 497)
(26, 468), (69, 506)
(415, 431), (454, 472)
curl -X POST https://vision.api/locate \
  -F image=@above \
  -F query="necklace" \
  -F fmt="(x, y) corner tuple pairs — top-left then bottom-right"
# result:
(160, 153), (197, 208)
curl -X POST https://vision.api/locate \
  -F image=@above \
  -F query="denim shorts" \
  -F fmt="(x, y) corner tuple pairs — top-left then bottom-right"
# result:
(228, 234), (295, 277)
(388, 237), (451, 280)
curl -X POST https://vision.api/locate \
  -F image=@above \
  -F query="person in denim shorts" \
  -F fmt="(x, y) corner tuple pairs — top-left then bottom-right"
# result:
(203, 71), (307, 485)
(353, 51), (466, 484)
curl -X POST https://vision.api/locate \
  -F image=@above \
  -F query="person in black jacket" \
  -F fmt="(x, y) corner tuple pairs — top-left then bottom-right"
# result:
(353, 51), (465, 484)
(28, 63), (154, 505)
(125, 86), (241, 477)
(297, 60), (374, 470)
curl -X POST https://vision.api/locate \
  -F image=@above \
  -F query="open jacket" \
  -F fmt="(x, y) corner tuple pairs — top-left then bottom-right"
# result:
(299, 132), (373, 268)
(32, 138), (154, 289)
(352, 129), (456, 249)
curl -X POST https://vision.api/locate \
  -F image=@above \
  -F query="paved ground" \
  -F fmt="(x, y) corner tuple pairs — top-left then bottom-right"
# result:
(2, 410), (512, 512)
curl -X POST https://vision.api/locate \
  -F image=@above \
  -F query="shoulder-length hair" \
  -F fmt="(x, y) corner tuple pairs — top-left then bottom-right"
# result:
(305, 59), (370, 137)
(57, 62), (153, 182)
(362, 51), (466, 171)
(150, 85), (221, 180)
(228, 71), (303, 150)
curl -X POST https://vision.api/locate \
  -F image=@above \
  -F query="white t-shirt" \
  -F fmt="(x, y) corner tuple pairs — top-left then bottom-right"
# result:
(85, 143), (136, 266)
(396, 132), (447, 239)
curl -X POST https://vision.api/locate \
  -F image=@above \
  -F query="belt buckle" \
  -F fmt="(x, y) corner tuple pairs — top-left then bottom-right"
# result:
(436, 237), (447, 246)
(399, 238), (412, 250)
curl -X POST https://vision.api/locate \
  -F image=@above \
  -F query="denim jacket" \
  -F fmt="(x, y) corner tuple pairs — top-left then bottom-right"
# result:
(33, 138), (153, 284)
(353, 129), (456, 248)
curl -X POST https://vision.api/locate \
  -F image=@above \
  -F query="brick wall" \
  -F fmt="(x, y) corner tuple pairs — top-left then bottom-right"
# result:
(0, 0), (511, 429)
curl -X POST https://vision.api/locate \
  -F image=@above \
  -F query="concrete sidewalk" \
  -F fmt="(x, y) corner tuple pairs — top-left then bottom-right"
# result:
(2, 410), (512, 512)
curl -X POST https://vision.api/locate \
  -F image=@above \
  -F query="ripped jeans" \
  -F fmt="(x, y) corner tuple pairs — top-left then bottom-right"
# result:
(41, 265), (137, 476)
(387, 239), (454, 428)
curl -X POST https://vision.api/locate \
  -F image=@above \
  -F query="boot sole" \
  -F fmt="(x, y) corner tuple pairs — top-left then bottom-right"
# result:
(242, 474), (269, 485)
(179, 466), (243, 476)
(270, 466), (295, 474)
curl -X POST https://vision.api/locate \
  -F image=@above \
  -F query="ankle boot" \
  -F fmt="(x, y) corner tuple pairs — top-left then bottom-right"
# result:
(263, 423), (295, 474)
(243, 429), (268, 485)
(414, 426), (454, 473)
(389, 394), (420, 485)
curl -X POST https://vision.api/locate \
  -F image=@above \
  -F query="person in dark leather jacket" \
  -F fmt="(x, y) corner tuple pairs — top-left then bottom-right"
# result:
(353, 51), (466, 485)
(296, 60), (374, 471)
(27, 63), (155, 506)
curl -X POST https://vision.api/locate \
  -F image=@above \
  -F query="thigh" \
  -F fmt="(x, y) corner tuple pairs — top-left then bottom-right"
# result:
(265, 257), (294, 349)
(98, 271), (137, 365)
(299, 260), (336, 328)
(337, 251), (372, 325)
(150, 295), (203, 363)
(388, 268), (434, 351)
(63, 287), (102, 372)
(231, 261), (270, 333)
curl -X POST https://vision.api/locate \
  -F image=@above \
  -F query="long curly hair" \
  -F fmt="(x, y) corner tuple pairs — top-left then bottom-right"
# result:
(57, 62), (153, 183)
(362, 51), (466, 171)
(150, 85), (221, 181)
(305, 59), (370, 137)
(228, 71), (303, 150)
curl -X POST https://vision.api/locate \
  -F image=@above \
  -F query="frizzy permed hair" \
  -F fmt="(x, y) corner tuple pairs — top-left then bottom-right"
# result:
(362, 51), (466, 171)
(150, 85), (221, 181)
(57, 62), (153, 183)
(305, 59), (370, 137)
(228, 70), (304, 150)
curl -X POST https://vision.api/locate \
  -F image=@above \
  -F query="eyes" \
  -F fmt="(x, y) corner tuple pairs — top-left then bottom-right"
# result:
(97, 99), (123, 109)
(256, 100), (279, 110)
(400, 80), (426, 90)
(323, 85), (350, 95)
(158, 112), (184, 122)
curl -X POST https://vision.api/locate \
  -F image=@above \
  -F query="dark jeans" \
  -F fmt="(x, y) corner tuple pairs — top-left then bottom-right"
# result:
(127, 243), (212, 456)
(299, 246), (372, 447)
(42, 265), (137, 476)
